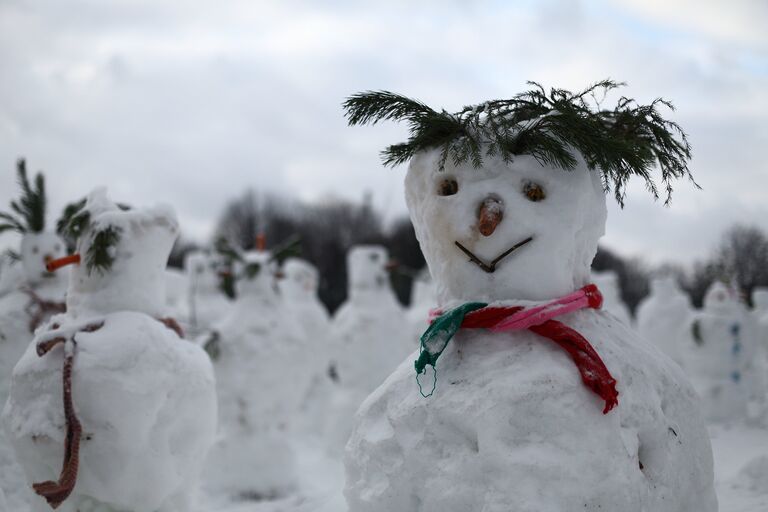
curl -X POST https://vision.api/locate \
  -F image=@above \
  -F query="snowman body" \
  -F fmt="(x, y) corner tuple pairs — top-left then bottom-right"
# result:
(344, 151), (717, 512)
(636, 277), (693, 366)
(205, 251), (306, 498)
(752, 288), (768, 356)
(683, 282), (764, 423)
(2, 190), (217, 512)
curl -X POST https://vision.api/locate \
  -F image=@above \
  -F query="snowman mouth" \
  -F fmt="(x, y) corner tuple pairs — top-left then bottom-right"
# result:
(454, 236), (533, 273)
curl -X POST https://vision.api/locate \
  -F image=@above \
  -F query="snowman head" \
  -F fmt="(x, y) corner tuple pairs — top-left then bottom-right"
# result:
(48, 188), (179, 317)
(344, 82), (695, 305)
(649, 275), (680, 297)
(703, 281), (739, 313)
(407, 151), (605, 303)
(20, 232), (67, 284)
(235, 250), (280, 298)
(347, 245), (391, 297)
(281, 258), (319, 301)
(184, 250), (222, 295)
(0, 159), (68, 285)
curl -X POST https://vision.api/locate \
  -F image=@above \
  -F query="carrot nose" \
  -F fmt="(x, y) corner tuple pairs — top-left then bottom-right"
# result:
(256, 233), (266, 252)
(478, 197), (503, 237)
(46, 254), (81, 272)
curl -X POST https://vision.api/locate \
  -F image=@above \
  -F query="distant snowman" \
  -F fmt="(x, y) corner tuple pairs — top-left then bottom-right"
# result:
(683, 281), (765, 423)
(184, 249), (232, 336)
(2, 188), (217, 512)
(0, 161), (69, 396)
(591, 270), (633, 326)
(203, 241), (308, 500)
(326, 245), (413, 451)
(636, 276), (693, 366)
(340, 82), (717, 511)
(0, 161), (70, 510)
(280, 258), (334, 436)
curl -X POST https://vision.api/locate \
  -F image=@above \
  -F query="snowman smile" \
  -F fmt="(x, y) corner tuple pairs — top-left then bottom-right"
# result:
(454, 236), (533, 273)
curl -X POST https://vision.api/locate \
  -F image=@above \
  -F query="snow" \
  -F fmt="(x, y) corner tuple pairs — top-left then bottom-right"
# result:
(344, 150), (717, 511)
(1, 190), (217, 512)
(636, 276), (693, 365)
(406, 270), (435, 340)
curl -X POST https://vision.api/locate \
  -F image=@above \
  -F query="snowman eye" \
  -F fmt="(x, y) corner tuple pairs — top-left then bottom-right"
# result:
(54, 244), (61, 252)
(32, 246), (39, 254)
(523, 182), (546, 202)
(437, 178), (459, 196)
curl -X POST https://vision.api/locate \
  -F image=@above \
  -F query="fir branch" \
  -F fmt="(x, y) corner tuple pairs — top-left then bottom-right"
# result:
(269, 235), (302, 266)
(14, 159), (47, 232)
(85, 226), (121, 275)
(342, 80), (695, 206)
(57, 198), (88, 238)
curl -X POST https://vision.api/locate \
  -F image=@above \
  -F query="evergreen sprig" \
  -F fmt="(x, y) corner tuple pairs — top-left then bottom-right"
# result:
(0, 159), (48, 234)
(85, 225), (121, 275)
(343, 80), (696, 206)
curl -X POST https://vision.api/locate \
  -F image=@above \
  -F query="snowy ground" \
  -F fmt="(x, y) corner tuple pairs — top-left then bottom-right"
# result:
(190, 422), (768, 512)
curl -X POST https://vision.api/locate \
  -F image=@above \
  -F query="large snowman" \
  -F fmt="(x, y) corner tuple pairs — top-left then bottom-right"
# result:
(203, 244), (308, 500)
(636, 276), (693, 366)
(340, 83), (717, 511)
(406, 269), (437, 340)
(2, 188), (217, 512)
(683, 281), (765, 423)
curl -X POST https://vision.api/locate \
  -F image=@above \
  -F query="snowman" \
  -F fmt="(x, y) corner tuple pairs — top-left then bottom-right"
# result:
(0, 161), (70, 509)
(203, 240), (308, 500)
(324, 245), (414, 452)
(683, 281), (765, 423)
(340, 82), (717, 511)
(2, 188), (217, 512)
(636, 276), (693, 366)
(164, 266), (189, 323)
(591, 270), (633, 326)
(184, 249), (232, 336)
(0, 162), (68, 391)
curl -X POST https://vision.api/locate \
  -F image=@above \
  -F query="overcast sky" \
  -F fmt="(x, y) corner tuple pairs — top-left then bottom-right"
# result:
(0, 0), (766, 266)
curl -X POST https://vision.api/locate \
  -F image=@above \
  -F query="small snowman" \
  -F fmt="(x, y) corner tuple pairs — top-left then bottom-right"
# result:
(591, 270), (633, 326)
(2, 188), (217, 512)
(684, 281), (765, 423)
(340, 82), (717, 511)
(203, 237), (308, 500)
(184, 249), (232, 336)
(325, 245), (413, 452)
(636, 276), (693, 366)
(0, 161), (68, 386)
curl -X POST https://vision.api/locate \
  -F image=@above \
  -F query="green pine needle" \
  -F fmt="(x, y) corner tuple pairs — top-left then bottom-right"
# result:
(0, 159), (49, 233)
(85, 226), (121, 275)
(342, 80), (696, 206)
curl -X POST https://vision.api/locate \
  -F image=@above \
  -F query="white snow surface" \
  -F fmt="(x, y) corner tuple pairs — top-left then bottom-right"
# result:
(3, 311), (217, 512)
(406, 273), (435, 342)
(636, 276), (693, 365)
